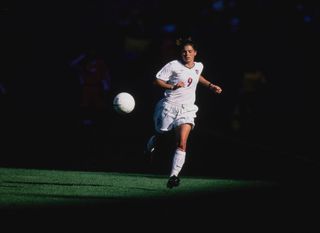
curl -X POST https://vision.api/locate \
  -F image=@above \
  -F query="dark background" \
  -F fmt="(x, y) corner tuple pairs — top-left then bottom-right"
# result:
(0, 0), (318, 180)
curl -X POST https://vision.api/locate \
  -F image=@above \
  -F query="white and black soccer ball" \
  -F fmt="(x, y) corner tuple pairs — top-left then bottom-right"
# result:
(113, 92), (135, 114)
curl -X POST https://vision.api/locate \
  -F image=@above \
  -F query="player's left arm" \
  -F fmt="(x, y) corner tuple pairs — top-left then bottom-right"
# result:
(199, 75), (222, 94)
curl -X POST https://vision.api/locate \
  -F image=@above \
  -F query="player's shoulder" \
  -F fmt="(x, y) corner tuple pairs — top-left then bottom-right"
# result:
(195, 61), (204, 68)
(160, 60), (181, 70)
(167, 60), (180, 66)
(194, 62), (204, 73)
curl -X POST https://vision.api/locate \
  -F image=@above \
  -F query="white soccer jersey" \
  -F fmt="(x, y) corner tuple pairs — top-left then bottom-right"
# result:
(156, 60), (204, 105)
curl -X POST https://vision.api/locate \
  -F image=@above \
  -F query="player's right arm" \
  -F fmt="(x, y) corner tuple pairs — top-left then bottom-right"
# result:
(154, 79), (184, 90)
(154, 61), (184, 90)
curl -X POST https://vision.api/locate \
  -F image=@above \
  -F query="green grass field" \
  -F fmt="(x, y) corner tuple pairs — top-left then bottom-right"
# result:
(1, 167), (318, 232)
(0, 167), (272, 208)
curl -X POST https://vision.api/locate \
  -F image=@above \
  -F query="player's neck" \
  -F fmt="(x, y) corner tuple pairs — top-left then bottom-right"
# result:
(182, 60), (195, 69)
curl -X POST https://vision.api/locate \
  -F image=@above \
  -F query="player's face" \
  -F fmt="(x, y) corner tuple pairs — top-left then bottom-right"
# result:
(181, 45), (197, 64)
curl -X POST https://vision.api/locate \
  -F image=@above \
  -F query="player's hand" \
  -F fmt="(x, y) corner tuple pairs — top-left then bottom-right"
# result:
(210, 84), (222, 94)
(174, 81), (185, 89)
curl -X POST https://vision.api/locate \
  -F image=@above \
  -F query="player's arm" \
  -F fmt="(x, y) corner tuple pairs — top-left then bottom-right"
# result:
(153, 79), (184, 90)
(199, 75), (222, 94)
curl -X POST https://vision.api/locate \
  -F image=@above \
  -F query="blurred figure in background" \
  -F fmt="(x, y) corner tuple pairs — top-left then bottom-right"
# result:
(70, 49), (112, 126)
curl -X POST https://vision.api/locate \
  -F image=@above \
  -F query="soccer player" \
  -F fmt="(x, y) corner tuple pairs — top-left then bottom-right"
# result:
(145, 37), (222, 188)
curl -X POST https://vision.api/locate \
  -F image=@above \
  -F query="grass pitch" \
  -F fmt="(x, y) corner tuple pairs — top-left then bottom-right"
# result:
(1, 167), (318, 232)
(0, 167), (271, 208)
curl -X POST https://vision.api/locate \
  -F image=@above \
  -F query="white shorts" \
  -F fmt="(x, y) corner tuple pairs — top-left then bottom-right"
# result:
(153, 99), (199, 133)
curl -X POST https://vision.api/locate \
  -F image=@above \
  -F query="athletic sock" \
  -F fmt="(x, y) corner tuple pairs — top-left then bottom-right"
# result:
(170, 149), (186, 177)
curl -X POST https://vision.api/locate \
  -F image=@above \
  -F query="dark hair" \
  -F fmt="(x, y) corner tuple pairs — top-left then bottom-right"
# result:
(176, 36), (197, 51)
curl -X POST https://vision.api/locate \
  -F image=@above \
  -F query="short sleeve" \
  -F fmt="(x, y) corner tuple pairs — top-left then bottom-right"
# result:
(198, 62), (204, 75)
(156, 62), (173, 82)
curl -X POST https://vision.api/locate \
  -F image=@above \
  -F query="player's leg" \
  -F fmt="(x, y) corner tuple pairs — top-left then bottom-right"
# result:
(145, 134), (157, 154)
(167, 123), (192, 188)
(146, 100), (174, 155)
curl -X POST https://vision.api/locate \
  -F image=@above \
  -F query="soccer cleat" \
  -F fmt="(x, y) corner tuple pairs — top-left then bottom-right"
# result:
(167, 175), (180, 189)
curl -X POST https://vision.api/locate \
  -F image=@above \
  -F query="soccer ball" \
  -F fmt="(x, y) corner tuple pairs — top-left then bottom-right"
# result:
(113, 92), (135, 114)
